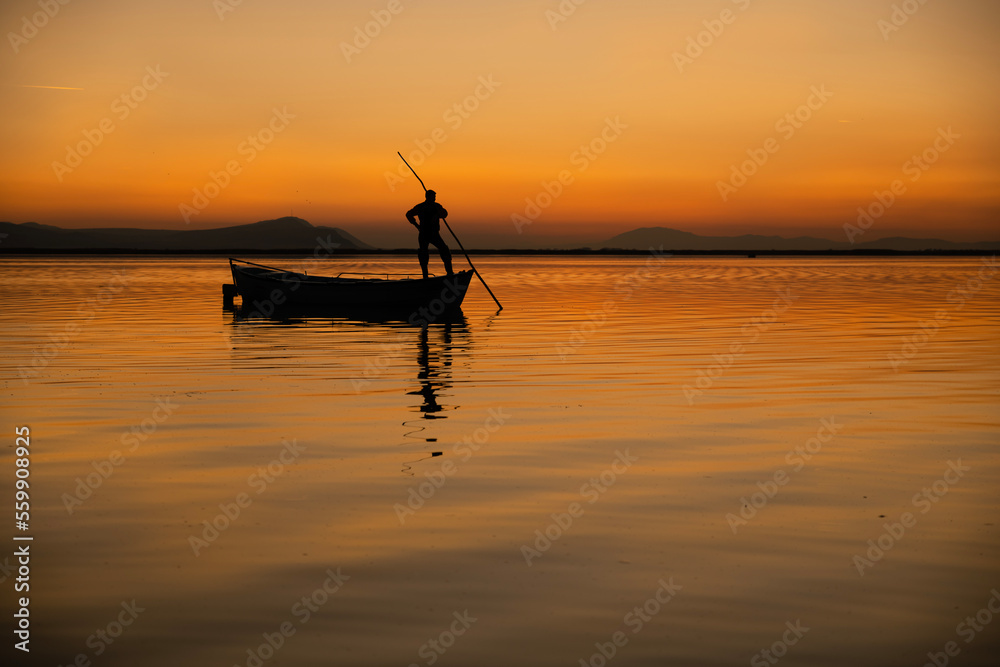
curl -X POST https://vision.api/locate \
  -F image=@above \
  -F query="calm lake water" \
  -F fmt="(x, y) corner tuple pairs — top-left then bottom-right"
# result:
(1, 255), (998, 666)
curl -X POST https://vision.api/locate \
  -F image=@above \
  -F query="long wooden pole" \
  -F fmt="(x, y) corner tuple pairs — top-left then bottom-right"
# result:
(397, 151), (503, 311)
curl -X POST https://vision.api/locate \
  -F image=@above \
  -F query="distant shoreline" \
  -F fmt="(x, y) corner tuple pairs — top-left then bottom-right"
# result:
(1, 248), (995, 257)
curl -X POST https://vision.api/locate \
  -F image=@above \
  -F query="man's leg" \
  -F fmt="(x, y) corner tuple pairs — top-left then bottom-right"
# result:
(417, 232), (430, 279)
(431, 233), (454, 275)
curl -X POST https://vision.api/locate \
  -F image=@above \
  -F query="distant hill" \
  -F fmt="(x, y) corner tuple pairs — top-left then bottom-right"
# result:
(597, 227), (1000, 252)
(3, 219), (996, 253)
(0, 217), (374, 251)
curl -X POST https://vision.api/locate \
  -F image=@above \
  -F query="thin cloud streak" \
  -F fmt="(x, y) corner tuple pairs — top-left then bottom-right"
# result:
(12, 85), (85, 91)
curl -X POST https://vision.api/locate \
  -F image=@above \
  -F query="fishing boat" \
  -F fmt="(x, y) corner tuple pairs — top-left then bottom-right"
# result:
(228, 258), (475, 318)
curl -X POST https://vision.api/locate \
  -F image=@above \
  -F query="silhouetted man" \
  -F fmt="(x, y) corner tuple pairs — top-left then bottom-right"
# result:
(406, 190), (453, 279)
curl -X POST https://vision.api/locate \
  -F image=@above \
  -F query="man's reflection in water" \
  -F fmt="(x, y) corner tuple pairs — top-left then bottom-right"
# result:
(407, 321), (458, 419)
(400, 320), (468, 474)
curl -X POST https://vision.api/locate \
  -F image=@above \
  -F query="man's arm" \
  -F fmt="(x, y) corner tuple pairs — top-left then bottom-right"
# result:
(439, 204), (448, 219)
(405, 205), (419, 227)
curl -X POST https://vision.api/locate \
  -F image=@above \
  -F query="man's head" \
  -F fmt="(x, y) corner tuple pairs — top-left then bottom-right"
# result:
(426, 190), (436, 202)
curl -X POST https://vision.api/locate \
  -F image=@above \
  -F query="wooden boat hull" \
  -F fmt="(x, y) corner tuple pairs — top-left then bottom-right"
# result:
(229, 259), (475, 320)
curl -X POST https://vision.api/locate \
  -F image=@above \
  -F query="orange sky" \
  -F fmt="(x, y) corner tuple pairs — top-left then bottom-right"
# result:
(1, 0), (998, 247)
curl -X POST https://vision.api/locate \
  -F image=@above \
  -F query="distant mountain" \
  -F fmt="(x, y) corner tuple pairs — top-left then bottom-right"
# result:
(0, 217), (375, 251)
(3, 219), (996, 253)
(597, 227), (1000, 252)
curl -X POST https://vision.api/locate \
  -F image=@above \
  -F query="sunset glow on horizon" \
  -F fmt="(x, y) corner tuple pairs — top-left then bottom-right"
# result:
(1, 0), (998, 246)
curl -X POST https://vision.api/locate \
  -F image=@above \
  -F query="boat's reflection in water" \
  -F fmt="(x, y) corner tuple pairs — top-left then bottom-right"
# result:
(228, 303), (472, 473)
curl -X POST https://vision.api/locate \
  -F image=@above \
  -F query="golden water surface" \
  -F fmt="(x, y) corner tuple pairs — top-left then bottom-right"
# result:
(1, 255), (998, 666)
